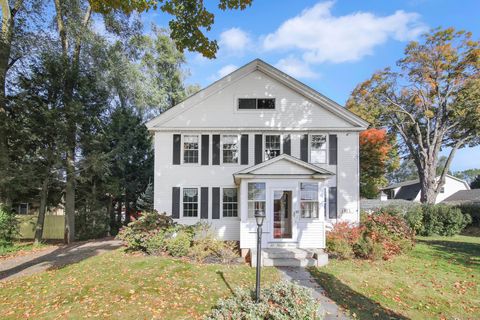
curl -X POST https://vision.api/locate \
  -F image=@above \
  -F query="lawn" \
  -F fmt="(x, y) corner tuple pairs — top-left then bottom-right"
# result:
(0, 250), (280, 319)
(0, 242), (51, 258)
(310, 235), (480, 320)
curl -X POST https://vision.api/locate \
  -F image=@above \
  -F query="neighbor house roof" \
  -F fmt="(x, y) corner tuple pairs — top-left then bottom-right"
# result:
(383, 174), (470, 190)
(442, 189), (480, 204)
(146, 59), (369, 130)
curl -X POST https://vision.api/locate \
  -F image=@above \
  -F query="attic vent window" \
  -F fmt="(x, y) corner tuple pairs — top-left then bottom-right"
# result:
(238, 98), (275, 110)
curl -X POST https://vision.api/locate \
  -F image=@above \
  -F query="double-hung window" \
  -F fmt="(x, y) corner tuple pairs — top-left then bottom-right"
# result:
(310, 134), (327, 163)
(264, 135), (281, 160)
(222, 188), (238, 217)
(248, 183), (266, 218)
(183, 188), (198, 217)
(183, 135), (199, 163)
(300, 183), (319, 218)
(222, 135), (239, 164)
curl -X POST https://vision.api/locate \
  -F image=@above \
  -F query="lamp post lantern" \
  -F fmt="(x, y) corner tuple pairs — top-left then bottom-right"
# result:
(254, 209), (266, 303)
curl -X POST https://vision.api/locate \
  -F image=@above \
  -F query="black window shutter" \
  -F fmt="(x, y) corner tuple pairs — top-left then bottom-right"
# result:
(328, 187), (337, 219)
(212, 187), (220, 219)
(172, 134), (181, 165)
(254, 134), (263, 164)
(283, 134), (291, 155)
(241, 134), (249, 165)
(212, 135), (220, 165)
(300, 134), (308, 162)
(172, 187), (180, 219)
(329, 134), (338, 165)
(201, 135), (209, 165)
(201, 187), (208, 219)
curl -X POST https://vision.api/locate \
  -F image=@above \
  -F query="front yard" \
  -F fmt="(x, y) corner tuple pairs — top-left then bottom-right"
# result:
(0, 250), (280, 319)
(310, 235), (480, 319)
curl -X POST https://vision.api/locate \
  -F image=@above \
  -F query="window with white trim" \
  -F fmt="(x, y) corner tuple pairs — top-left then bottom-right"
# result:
(310, 134), (327, 163)
(300, 183), (319, 218)
(248, 183), (266, 218)
(18, 203), (29, 215)
(183, 135), (199, 163)
(222, 188), (238, 217)
(222, 135), (239, 164)
(238, 98), (275, 110)
(264, 135), (281, 160)
(183, 188), (198, 217)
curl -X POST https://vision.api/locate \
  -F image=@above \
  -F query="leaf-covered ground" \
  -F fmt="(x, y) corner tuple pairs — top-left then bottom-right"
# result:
(0, 250), (280, 319)
(310, 235), (480, 319)
(0, 242), (51, 259)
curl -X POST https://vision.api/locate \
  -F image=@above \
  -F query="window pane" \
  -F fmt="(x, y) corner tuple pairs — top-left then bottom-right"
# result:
(238, 98), (256, 109)
(183, 188), (198, 217)
(223, 188), (238, 217)
(265, 135), (281, 160)
(184, 135), (199, 163)
(301, 183), (318, 200)
(257, 98), (275, 109)
(300, 183), (319, 219)
(248, 201), (265, 218)
(248, 183), (265, 200)
(311, 150), (326, 163)
(222, 135), (239, 163)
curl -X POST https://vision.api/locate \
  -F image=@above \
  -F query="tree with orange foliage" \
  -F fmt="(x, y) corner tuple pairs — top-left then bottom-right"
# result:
(359, 128), (397, 198)
(348, 28), (480, 203)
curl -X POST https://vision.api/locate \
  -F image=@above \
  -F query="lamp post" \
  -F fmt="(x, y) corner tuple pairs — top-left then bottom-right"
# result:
(254, 209), (266, 303)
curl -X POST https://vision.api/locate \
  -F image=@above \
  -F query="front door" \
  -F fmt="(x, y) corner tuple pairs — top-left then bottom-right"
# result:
(272, 190), (292, 239)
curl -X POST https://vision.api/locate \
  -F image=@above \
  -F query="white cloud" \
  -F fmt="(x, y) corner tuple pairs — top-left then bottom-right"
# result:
(263, 1), (427, 63)
(219, 28), (252, 54)
(275, 56), (319, 79)
(209, 64), (239, 81)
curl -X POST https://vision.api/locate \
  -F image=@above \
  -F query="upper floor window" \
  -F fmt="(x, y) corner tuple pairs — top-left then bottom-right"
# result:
(183, 188), (198, 217)
(265, 135), (281, 160)
(300, 183), (319, 218)
(222, 135), (239, 164)
(183, 135), (199, 163)
(223, 188), (238, 217)
(248, 183), (266, 218)
(238, 98), (275, 110)
(310, 134), (327, 163)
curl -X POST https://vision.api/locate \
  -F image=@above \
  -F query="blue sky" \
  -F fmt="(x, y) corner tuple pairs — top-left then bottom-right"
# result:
(147, 0), (479, 172)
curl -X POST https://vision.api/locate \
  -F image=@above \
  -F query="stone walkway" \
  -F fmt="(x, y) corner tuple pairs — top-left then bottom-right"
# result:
(276, 267), (350, 320)
(0, 238), (122, 282)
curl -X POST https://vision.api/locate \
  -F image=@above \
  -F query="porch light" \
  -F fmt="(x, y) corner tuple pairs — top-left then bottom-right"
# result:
(254, 209), (265, 303)
(254, 210), (266, 227)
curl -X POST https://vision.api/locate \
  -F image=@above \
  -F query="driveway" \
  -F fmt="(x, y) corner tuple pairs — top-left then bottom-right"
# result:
(0, 238), (122, 282)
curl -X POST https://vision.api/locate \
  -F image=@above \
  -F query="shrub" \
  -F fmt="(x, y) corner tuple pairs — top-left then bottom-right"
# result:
(145, 231), (167, 255)
(416, 205), (471, 236)
(404, 205), (424, 235)
(360, 211), (415, 260)
(326, 222), (363, 259)
(116, 211), (174, 252)
(0, 206), (19, 248)
(205, 281), (321, 320)
(455, 203), (480, 227)
(165, 229), (192, 257)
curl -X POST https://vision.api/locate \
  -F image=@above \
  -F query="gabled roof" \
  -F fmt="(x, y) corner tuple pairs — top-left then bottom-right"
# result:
(146, 59), (369, 130)
(233, 154), (333, 184)
(383, 174), (470, 190)
(442, 189), (480, 204)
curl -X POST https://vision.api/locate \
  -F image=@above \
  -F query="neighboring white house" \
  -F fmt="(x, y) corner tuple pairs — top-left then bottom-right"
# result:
(382, 174), (470, 204)
(146, 59), (368, 262)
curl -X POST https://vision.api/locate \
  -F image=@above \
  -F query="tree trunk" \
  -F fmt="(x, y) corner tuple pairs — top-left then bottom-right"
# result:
(418, 160), (438, 204)
(34, 176), (49, 244)
(0, 0), (14, 205)
(64, 146), (75, 243)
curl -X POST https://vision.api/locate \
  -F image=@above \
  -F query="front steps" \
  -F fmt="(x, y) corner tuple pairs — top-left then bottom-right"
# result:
(249, 248), (328, 267)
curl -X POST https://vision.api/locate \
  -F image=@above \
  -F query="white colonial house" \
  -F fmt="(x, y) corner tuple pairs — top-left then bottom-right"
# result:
(146, 59), (368, 266)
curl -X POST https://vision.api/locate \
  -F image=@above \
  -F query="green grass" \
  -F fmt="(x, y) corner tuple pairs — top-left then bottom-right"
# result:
(310, 235), (480, 320)
(0, 242), (49, 257)
(0, 250), (280, 319)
